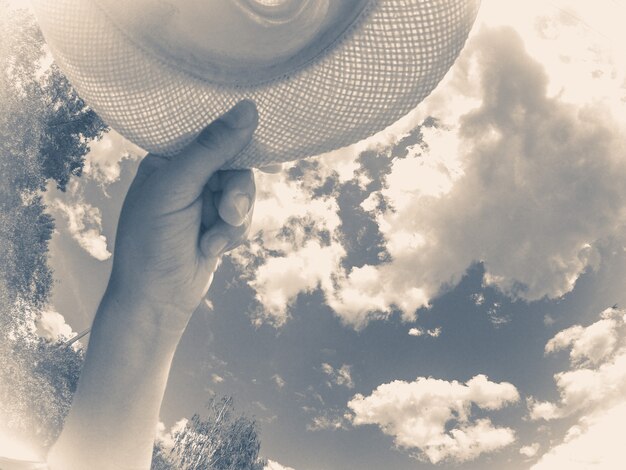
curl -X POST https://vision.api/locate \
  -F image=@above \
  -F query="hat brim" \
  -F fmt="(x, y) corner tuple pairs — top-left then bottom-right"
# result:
(33, 0), (480, 169)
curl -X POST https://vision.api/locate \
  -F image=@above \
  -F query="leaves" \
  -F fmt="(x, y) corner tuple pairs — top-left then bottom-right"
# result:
(153, 397), (266, 470)
(0, 1), (101, 453)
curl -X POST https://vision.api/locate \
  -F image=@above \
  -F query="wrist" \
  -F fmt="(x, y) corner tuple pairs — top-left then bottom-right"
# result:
(97, 280), (190, 348)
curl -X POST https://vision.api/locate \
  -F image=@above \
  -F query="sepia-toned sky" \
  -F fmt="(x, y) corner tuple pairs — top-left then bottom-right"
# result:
(36, 0), (626, 468)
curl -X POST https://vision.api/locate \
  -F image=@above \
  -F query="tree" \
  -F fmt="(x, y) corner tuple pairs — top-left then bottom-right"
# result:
(0, 1), (104, 453)
(0, 2), (108, 312)
(152, 397), (266, 470)
(38, 65), (108, 191)
(0, 330), (83, 452)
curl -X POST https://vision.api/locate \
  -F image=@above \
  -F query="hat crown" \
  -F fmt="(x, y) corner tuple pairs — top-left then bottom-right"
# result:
(93, 0), (371, 85)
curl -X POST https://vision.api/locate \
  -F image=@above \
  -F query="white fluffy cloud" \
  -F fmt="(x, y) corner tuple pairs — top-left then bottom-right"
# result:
(49, 180), (112, 261)
(520, 443), (540, 458)
(348, 374), (519, 464)
(155, 419), (188, 452)
(408, 327), (441, 338)
(250, 240), (345, 326)
(531, 401), (626, 470)
(264, 460), (295, 470)
(83, 130), (143, 187)
(342, 25), (626, 322)
(545, 311), (622, 367)
(34, 308), (75, 342)
(528, 307), (626, 467)
(230, 167), (349, 326)
(528, 307), (626, 421)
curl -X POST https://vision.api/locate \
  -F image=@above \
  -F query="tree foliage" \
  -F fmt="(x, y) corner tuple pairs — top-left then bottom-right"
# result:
(0, 328), (83, 450)
(152, 397), (266, 470)
(0, 3), (108, 310)
(0, 1), (103, 452)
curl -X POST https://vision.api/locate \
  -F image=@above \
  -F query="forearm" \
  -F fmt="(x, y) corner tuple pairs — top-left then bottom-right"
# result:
(47, 288), (184, 470)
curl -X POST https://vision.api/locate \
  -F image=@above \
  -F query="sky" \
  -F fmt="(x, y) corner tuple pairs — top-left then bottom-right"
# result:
(33, 0), (626, 468)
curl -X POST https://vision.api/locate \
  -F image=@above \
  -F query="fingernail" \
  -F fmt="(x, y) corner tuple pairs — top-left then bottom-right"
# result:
(204, 234), (229, 257)
(221, 100), (258, 129)
(233, 193), (251, 223)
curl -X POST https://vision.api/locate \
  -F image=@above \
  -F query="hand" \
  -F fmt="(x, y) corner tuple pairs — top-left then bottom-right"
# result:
(107, 100), (259, 335)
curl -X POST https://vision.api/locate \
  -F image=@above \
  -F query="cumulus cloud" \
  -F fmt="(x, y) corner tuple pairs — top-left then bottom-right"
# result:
(520, 443), (540, 458)
(83, 130), (144, 187)
(49, 180), (112, 261)
(527, 306), (626, 468)
(321, 363), (354, 389)
(34, 308), (75, 342)
(528, 307), (626, 421)
(264, 460), (296, 470)
(155, 419), (188, 452)
(408, 327), (441, 338)
(348, 374), (519, 464)
(250, 240), (345, 326)
(343, 25), (626, 322)
(231, 168), (345, 327)
(531, 402), (626, 470)
(544, 310), (622, 366)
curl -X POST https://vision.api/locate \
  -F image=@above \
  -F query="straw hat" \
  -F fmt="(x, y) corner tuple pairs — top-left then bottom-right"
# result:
(32, 0), (480, 168)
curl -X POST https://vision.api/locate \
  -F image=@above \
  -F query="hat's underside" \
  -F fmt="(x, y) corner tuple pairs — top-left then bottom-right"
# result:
(33, 0), (480, 169)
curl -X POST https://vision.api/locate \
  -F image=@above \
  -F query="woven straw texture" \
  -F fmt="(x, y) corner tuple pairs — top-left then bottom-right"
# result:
(32, 0), (480, 169)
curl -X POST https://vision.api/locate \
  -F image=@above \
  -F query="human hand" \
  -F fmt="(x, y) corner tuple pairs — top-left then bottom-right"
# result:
(107, 100), (259, 336)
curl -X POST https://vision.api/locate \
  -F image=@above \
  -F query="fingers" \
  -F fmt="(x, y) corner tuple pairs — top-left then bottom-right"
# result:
(200, 184), (219, 230)
(165, 100), (258, 201)
(199, 169), (255, 263)
(199, 214), (252, 259)
(216, 170), (255, 227)
(258, 163), (283, 174)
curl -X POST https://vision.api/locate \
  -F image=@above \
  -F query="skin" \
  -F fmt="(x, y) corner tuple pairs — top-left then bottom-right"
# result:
(46, 100), (262, 469)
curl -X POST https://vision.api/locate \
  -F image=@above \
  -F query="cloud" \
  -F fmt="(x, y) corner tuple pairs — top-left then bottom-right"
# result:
(155, 419), (188, 452)
(528, 307), (626, 421)
(250, 240), (345, 326)
(408, 327), (441, 338)
(34, 308), (75, 342)
(306, 411), (350, 432)
(230, 168), (345, 327)
(520, 443), (540, 458)
(83, 130), (144, 187)
(49, 180), (112, 261)
(544, 310), (622, 366)
(527, 307), (626, 468)
(321, 363), (354, 389)
(348, 374), (519, 464)
(329, 25), (626, 322)
(272, 374), (285, 390)
(264, 460), (295, 470)
(531, 402), (626, 470)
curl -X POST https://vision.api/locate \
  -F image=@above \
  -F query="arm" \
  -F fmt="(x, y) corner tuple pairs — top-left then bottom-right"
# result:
(47, 100), (259, 469)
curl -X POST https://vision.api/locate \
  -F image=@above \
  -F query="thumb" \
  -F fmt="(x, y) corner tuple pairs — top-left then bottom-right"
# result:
(166, 100), (258, 199)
